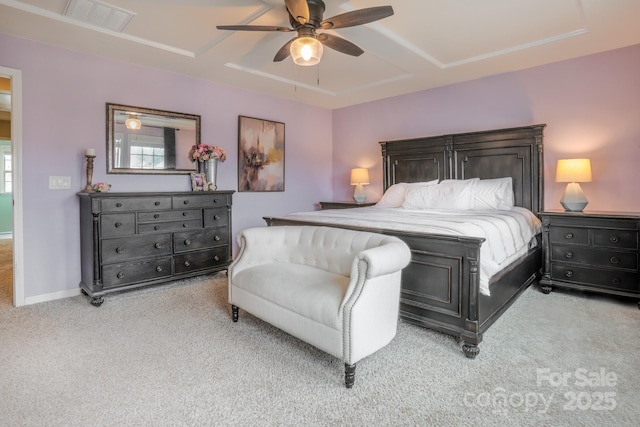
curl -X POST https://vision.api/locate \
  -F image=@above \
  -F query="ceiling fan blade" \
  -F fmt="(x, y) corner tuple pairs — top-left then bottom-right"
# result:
(216, 25), (293, 32)
(320, 6), (394, 29)
(273, 38), (296, 62)
(285, 0), (310, 25)
(317, 33), (364, 57)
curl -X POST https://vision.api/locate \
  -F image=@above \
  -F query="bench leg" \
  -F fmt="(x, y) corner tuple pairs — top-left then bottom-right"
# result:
(231, 305), (239, 322)
(345, 363), (356, 388)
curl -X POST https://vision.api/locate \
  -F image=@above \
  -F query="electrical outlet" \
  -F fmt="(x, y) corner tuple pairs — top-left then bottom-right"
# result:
(49, 176), (71, 189)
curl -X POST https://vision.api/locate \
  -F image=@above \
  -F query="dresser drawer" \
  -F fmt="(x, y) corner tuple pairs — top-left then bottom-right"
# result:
(174, 247), (228, 274)
(101, 197), (171, 212)
(549, 226), (588, 245)
(173, 194), (230, 209)
(102, 257), (173, 288)
(138, 209), (201, 222)
(203, 207), (229, 227)
(101, 213), (135, 238)
(551, 245), (638, 270)
(592, 228), (638, 250)
(138, 219), (202, 234)
(551, 264), (638, 292)
(173, 227), (229, 253)
(101, 234), (172, 263)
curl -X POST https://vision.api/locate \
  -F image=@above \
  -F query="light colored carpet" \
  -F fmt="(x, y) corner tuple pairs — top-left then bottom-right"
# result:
(0, 273), (638, 426)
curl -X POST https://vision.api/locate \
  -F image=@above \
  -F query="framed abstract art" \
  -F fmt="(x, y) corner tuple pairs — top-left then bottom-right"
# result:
(238, 116), (285, 192)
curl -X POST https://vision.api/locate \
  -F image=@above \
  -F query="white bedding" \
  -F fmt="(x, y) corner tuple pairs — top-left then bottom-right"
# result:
(282, 206), (542, 296)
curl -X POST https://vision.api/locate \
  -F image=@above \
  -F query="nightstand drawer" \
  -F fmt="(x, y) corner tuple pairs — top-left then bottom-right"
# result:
(551, 264), (638, 292)
(551, 245), (638, 270)
(593, 229), (638, 250)
(549, 226), (588, 245)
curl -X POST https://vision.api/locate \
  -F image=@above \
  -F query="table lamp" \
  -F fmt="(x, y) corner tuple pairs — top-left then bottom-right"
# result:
(350, 168), (370, 203)
(555, 158), (592, 212)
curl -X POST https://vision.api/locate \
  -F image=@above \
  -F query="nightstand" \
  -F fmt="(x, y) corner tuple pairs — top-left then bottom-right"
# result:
(319, 201), (376, 210)
(539, 211), (640, 306)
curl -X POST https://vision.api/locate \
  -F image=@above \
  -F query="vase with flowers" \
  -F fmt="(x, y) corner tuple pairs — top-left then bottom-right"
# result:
(92, 182), (111, 193)
(188, 144), (226, 190)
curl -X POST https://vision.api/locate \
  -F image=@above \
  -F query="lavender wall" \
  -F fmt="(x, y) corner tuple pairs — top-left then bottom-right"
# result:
(1, 34), (333, 299)
(332, 44), (640, 213)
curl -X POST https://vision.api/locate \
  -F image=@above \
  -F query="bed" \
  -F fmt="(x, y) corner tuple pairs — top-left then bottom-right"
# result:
(264, 124), (546, 358)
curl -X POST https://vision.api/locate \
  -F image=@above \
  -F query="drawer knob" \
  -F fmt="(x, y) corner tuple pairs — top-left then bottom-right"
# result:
(184, 261), (191, 267)
(154, 214), (159, 219)
(155, 201), (160, 206)
(213, 255), (220, 261)
(115, 222), (122, 228)
(564, 232), (574, 239)
(183, 200), (189, 205)
(213, 199), (218, 204)
(612, 278), (622, 285)
(156, 266), (163, 272)
(154, 225), (160, 230)
(154, 243), (162, 249)
(214, 235), (221, 241)
(610, 236), (620, 243)
(564, 251), (573, 259)
(182, 212), (187, 216)
(116, 247), (123, 254)
(182, 223), (188, 228)
(117, 272), (124, 279)
(213, 215), (220, 220)
(564, 270), (573, 278)
(116, 202), (122, 208)
(609, 256), (620, 265)
(184, 239), (191, 245)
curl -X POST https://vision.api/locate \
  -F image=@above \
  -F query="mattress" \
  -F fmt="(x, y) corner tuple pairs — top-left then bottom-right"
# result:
(282, 206), (542, 296)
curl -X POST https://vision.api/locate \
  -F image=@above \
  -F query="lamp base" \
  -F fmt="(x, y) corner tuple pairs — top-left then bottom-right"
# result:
(353, 184), (367, 203)
(560, 182), (588, 212)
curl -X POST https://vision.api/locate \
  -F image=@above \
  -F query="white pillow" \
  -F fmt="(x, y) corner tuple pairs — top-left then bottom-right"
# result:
(375, 180), (438, 208)
(403, 179), (478, 210)
(473, 177), (514, 210)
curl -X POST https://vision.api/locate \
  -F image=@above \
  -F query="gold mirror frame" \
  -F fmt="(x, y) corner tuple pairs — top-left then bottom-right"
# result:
(106, 103), (201, 175)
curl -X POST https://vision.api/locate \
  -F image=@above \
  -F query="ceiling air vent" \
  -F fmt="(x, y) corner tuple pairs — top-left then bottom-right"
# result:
(63, 0), (135, 33)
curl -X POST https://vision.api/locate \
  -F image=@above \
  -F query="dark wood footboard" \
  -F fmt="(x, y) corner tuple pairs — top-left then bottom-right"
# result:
(264, 217), (541, 357)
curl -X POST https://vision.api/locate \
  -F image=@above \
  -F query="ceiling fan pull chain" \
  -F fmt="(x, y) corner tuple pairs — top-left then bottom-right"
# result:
(317, 64), (320, 86)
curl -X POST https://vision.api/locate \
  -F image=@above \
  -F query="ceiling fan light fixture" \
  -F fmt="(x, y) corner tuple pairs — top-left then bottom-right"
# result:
(125, 114), (142, 130)
(290, 36), (323, 66)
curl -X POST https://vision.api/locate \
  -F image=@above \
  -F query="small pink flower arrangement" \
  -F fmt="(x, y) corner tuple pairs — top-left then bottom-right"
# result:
(188, 144), (226, 163)
(93, 182), (111, 193)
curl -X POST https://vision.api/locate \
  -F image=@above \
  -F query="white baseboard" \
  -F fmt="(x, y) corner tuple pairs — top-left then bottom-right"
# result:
(24, 288), (82, 305)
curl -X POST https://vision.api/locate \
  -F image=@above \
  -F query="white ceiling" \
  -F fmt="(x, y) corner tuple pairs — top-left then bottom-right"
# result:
(1, 0), (640, 109)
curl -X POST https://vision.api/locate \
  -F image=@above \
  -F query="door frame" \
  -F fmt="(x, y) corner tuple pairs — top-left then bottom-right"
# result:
(0, 66), (24, 307)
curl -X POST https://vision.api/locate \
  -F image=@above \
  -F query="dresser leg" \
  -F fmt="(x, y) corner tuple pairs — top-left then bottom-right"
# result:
(462, 343), (480, 359)
(540, 284), (552, 294)
(90, 296), (104, 307)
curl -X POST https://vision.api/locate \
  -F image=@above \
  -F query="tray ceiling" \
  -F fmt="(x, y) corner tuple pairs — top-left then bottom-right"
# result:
(1, 0), (639, 109)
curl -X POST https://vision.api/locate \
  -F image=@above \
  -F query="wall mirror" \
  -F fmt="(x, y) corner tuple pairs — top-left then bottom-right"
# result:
(106, 103), (200, 174)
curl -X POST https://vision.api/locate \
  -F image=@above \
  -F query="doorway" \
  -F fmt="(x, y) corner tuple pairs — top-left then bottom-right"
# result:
(0, 66), (24, 307)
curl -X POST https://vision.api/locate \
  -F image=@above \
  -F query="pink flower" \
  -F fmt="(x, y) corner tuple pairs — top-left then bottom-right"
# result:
(188, 144), (226, 163)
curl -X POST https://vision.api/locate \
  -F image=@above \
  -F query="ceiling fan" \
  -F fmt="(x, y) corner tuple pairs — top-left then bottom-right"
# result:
(216, 0), (394, 66)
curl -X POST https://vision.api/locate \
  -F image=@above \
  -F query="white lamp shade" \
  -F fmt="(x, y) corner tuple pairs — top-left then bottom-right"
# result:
(290, 36), (323, 66)
(350, 168), (370, 185)
(555, 159), (592, 183)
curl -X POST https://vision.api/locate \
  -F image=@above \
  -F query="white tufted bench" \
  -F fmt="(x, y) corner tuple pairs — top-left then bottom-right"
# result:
(228, 225), (411, 388)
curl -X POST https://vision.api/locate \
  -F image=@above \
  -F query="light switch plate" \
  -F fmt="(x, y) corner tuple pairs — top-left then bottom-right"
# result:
(49, 176), (71, 189)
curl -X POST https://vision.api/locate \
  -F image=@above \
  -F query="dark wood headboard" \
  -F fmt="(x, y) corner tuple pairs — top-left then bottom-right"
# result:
(379, 124), (546, 214)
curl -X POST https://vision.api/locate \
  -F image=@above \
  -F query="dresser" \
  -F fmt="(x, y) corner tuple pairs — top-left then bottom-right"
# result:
(78, 191), (234, 306)
(539, 211), (640, 305)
